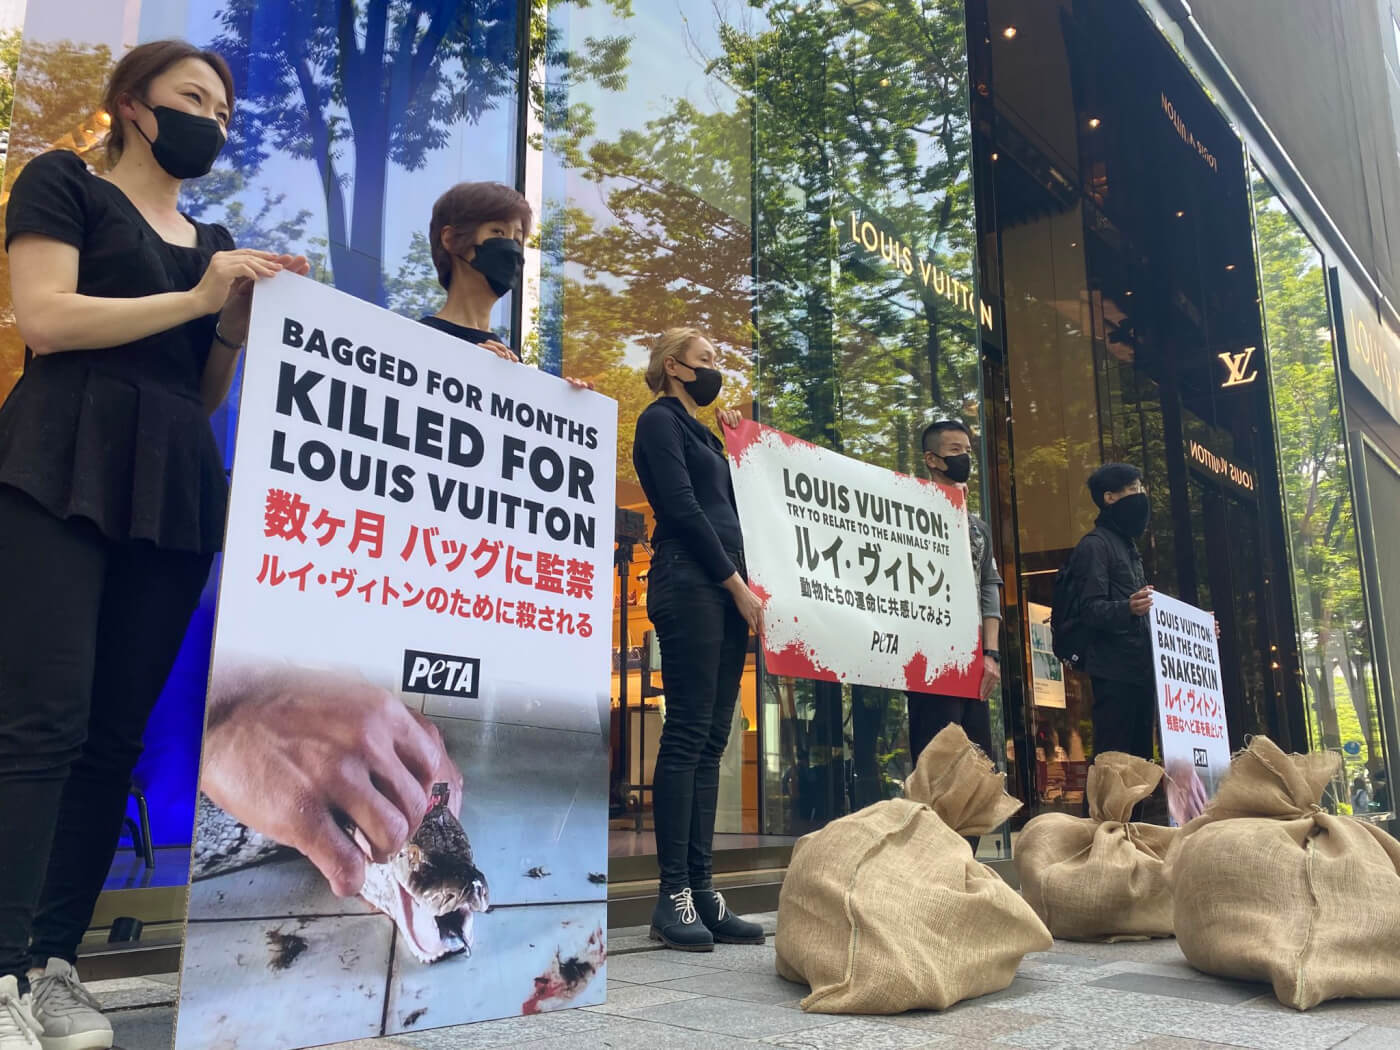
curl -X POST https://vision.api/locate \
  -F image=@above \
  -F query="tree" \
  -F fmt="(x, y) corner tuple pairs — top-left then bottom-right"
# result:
(0, 28), (21, 141)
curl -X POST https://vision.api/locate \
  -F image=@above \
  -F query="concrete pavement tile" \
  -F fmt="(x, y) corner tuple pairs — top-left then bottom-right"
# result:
(110, 1006), (173, 1050)
(91, 978), (177, 1012)
(1244, 994), (1400, 1029)
(654, 968), (810, 1005)
(975, 977), (1061, 1004)
(1330, 1026), (1400, 1049)
(1018, 960), (1120, 984)
(380, 1009), (608, 1049)
(981, 981), (1364, 1050)
(508, 1016), (766, 1049)
(604, 953), (723, 984)
(1087, 973), (1265, 1005)
(580, 981), (702, 1013)
(702, 941), (781, 974)
(1100, 960), (1220, 984)
(994, 1020), (1154, 1048)
(763, 1017), (956, 1048)
(871, 1006), (1050, 1040)
(618, 994), (843, 1039)
(1043, 939), (1184, 965)
(1024, 952), (1106, 968)
(1130, 1040), (1259, 1050)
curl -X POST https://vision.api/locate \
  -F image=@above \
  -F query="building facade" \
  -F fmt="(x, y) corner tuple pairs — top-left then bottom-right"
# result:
(0, 0), (1395, 954)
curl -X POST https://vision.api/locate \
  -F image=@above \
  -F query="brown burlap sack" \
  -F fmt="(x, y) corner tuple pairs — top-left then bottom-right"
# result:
(1164, 736), (1400, 1010)
(1015, 752), (1177, 941)
(774, 725), (1051, 1014)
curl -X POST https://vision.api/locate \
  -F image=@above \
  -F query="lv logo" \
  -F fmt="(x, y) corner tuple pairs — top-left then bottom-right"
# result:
(1218, 346), (1258, 387)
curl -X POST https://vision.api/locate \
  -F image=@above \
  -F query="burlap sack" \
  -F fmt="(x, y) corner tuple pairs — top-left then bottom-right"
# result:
(1015, 752), (1177, 941)
(774, 725), (1051, 1014)
(1164, 736), (1400, 1010)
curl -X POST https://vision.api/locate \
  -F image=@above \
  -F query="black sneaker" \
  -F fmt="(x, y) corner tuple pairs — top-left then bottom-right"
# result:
(693, 889), (765, 945)
(649, 888), (715, 952)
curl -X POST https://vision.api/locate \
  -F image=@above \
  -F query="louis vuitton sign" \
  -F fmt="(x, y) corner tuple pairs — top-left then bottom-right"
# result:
(1331, 266), (1400, 427)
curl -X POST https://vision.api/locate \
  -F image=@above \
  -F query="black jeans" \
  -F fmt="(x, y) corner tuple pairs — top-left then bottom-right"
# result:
(0, 485), (211, 981)
(907, 692), (994, 852)
(647, 543), (749, 894)
(1090, 676), (1156, 760)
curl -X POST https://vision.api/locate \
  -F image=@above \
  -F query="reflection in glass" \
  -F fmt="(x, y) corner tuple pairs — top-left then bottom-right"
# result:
(1254, 170), (1389, 814)
(547, 0), (992, 848)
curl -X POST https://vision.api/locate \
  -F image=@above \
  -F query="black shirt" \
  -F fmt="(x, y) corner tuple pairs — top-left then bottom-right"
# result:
(418, 315), (500, 347)
(0, 150), (235, 553)
(633, 397), (743, 582)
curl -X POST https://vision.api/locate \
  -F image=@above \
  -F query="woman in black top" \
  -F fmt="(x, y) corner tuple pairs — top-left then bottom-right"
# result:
(633, 328), (765, 952)
(0, 40), (307, 1047)
(417, 181), (591, 390)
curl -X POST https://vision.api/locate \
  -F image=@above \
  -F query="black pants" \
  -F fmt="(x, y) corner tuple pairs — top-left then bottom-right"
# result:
(907, 692), (994, 852)
(647, 544), (748, 894)
(1090, 676), (1156, 760)
(0, 486), (211, 981)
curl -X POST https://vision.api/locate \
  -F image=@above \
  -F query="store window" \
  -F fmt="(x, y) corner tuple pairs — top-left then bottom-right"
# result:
(1254, 171), (1389, 814)
(0, 0), (526, 853)
(546, 0), (994, 854)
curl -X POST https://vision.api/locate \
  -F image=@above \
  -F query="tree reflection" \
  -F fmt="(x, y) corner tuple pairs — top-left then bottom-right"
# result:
(1255, 173), (1384, 776)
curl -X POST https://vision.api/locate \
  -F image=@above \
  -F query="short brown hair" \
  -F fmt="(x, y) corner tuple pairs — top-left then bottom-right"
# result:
(102, 40), (235, 166)
(429, 182), (534, 290)
(645, 327), (705, 394)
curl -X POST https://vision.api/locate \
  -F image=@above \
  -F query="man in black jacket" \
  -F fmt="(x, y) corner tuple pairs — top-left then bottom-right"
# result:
(1064, 463), (1156, 759)
(906, 420), (1003, 768)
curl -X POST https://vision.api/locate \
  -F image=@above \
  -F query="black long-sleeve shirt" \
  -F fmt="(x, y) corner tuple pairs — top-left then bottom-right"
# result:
(633, 397), (743, 582)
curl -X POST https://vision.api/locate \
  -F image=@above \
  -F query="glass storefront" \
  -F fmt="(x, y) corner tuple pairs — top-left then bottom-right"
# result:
(1, 0), (1394, 932)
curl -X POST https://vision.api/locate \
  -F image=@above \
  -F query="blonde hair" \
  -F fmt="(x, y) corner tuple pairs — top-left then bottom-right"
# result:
(645, 327), (706, 394)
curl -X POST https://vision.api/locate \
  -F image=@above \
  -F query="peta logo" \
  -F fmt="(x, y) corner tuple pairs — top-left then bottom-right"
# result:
(402, 649), (480, 698)
(1193, 747), (1208, 768)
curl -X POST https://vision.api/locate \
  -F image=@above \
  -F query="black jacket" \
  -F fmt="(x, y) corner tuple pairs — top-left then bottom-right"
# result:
(1066, 520), (1152, 683)
(633, 397), (744, 582)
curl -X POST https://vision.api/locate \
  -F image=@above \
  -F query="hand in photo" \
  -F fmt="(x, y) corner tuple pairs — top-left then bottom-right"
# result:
(199, 664), (463, 896)
(1164, 757), (1211, 826)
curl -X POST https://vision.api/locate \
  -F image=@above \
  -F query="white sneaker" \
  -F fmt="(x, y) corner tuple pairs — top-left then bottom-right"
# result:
(0, 976), (41, 1050)
(29, 961), (111, 1050)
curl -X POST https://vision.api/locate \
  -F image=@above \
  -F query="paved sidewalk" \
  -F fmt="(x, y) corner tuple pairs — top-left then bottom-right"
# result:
(96, 915), (1398, 1050)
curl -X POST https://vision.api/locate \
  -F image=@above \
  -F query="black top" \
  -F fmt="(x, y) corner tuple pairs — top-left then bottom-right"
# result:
(418, 315), (501, 348)
(1066, 519), (1152, 682)
(0, 150), (235, 553)
(633, 397), (743, 583)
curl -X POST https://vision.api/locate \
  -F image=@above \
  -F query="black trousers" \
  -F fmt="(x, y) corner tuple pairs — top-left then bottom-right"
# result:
(1089, 676), (1156, 760)
(907, 692), (994, 852)
(647, 543), (748, 894)
(0, 486), (211, 981)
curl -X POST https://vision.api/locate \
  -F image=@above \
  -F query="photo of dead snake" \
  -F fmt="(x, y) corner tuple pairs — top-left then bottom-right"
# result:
(193, 782), (489, 964)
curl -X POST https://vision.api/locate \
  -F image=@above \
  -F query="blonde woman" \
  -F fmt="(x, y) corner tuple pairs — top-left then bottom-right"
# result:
(632, 328), (764, 952)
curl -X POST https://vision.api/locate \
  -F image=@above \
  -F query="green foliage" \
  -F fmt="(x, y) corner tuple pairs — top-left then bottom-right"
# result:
(1255, 174), (1384, 766)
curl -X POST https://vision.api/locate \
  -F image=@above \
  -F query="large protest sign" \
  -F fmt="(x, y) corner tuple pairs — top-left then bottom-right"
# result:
(723, 420), (981, 696)
(175, 274), (615, 1050)
(1150, 592), (1230, 827)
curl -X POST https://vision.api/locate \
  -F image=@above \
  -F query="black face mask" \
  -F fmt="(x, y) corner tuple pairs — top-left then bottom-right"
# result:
(134, 98), (226, 179)
(677, 363), (723, 407)
(466, 237), (524, 298)
(939, 453), (972, 485)
(1104, 492), (1151, 537)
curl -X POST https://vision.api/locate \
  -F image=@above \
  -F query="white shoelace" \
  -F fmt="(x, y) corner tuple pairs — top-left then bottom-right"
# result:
(33, 970), (102, 1019)
(711, 891), (729, 920)
(670, 887), (699, 924)
(0, 991), (40, 1045)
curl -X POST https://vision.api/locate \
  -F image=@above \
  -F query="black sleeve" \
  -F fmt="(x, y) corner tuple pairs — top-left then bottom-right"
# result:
(634, 409), (738, 583)
(1073, 534), (1134, 632)
(211, 222), (235, 251)
(5, 151), (88, 251)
